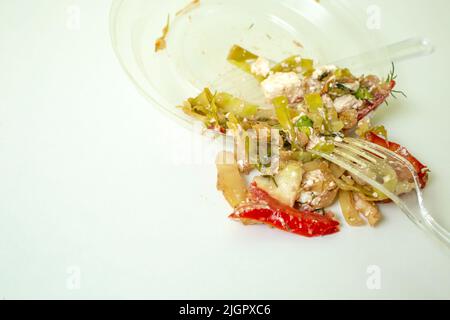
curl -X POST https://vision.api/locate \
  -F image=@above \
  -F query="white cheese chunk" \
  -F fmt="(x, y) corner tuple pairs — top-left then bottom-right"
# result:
(261, 72), (303, 103)
(342, 81), (360, 92)
(251, 57), (271, 78)
(333, 94), (363, 113)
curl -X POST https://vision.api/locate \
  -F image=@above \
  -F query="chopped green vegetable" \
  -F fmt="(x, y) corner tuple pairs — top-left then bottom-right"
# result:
(295, 115), (313, 128)
(227, 45), (264, 81)
(273, 96), (294, 137)
(355, 118), (371, 138)
(181, 88), (262, 131)
(271, 55), (300, 73)
(271, 56), (314, 76)
(371, 125), (388, 139)
(309, 112), (325, 133)
(215, 93), (258, 118)
(295, 126), (310, 138)
(324, 107), (345, 133)
(329, 120), (345, 133)
(313, 142), (335, 154)
(294, 150), (314, 163)
(227, 45), (258, 63)
(190, 87), (213, 107)
(182, 88), (217, 126)
(305, 93), (324, 112)
(334, 68), (353, 79)
(355, 119), (388, 139)
(300, 58), (314, 76)
(355, 87), (373, 100)
(226, 112), (240, 131)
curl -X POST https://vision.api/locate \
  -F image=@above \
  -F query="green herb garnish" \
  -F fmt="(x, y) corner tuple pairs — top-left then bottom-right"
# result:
(355, 87), (373, 100)
(295, 115), (314, 128)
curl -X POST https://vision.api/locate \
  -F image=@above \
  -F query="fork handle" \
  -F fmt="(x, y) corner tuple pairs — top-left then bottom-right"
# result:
(421, 212), (450, 251)
(330, 37), (435, 71)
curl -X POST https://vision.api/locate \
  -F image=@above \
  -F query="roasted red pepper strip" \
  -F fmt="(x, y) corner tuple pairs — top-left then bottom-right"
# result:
(357, 80), (396, 121)
(365, 131), (429, 188)
(229, 183), (340, 238)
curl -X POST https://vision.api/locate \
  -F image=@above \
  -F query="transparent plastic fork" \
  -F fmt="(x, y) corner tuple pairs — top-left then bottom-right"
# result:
(212, 37), (434, 106)
(311, 137), (450, 250)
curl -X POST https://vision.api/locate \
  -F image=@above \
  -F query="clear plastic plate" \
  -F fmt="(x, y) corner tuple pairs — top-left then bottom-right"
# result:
(110, 0), (390, 129)
(110, 0), (449, 249)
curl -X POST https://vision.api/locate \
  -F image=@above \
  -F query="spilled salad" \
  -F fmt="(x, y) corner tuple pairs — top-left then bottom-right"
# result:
(180, 45), (429, 238)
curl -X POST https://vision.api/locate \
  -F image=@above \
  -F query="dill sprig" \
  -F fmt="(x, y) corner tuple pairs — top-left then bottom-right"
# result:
(386, 62), (398, 83)
(391, 89), (407, 99)
(386, 62), (407, 100)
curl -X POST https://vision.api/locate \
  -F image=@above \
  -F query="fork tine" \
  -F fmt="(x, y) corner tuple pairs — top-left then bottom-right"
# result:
(335, 139), (414, 185)
(334, 141), (390, 173)
(333, 147), (371, 169)
(344, 138), (409, 163)
(313, 138), (450, 249)
(311, 148), (399, 202)
(335, 141), (385, 163)
(313, 145), (421, 232)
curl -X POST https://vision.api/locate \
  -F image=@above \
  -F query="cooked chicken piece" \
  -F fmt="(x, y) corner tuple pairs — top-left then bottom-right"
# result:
(360, 75), (381, 90)
(339, 109), (358, 129)
(298, 161), (339, 211)
(333, 94), (363, 113)
(296, 131), (310, 148)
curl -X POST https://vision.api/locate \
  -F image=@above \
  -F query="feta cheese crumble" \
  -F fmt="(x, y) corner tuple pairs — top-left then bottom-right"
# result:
(251, 57), (271, 78)
(312, 65), (337, 80)
(322, 94), (334, 109)
(303, 170), (325, 188)
(333, 94), (363, 113)
(261, 72), (303, 103)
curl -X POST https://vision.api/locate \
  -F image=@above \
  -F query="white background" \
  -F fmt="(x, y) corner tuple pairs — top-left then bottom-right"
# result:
(0, 0), (449, 299)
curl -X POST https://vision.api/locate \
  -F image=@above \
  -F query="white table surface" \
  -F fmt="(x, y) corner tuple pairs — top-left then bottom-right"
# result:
(0, 0), (449, 299)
